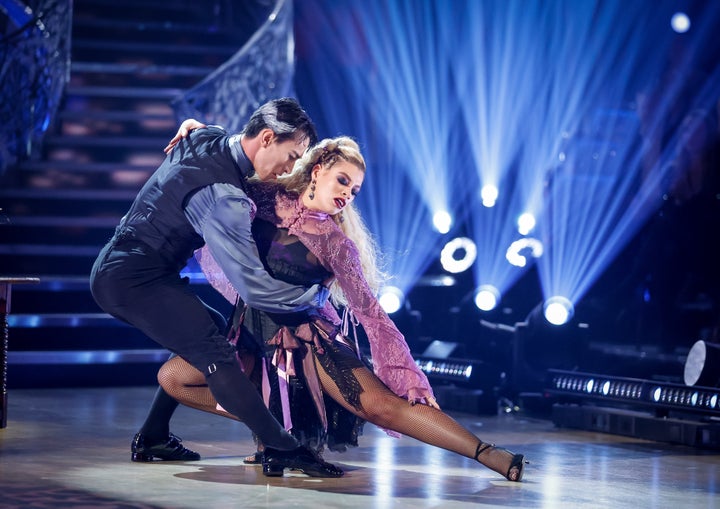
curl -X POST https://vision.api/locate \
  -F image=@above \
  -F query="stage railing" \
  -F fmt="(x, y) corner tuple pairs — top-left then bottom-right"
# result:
(0, 0), (72, 174)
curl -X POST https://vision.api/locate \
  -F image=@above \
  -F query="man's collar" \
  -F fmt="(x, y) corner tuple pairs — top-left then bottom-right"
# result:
(228, 134), (254, 178)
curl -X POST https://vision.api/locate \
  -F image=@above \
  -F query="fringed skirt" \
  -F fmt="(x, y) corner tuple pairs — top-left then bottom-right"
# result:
(234, 308), (368, 453)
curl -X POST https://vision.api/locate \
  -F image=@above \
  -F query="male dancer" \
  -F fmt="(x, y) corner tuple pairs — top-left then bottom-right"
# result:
(91, 98), (339, 476)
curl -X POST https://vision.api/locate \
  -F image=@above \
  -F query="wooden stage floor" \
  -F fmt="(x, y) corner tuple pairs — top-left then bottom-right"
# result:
(0, 386), (717, 508)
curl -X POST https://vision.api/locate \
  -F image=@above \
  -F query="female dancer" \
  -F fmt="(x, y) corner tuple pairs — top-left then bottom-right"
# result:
(159, 136), (526, 481)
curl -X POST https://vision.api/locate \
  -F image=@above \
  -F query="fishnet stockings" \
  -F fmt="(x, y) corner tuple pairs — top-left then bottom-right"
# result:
(157, 355), (519, 479)
(158, 357), (239, 421)
(314, 361), (518, 479)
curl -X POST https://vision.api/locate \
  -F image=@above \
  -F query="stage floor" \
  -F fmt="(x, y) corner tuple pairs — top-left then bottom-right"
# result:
(0, 386), (717, 508)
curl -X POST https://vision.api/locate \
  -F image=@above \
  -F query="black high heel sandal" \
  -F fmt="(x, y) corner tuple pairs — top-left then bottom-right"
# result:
(475, 442), (527, 482)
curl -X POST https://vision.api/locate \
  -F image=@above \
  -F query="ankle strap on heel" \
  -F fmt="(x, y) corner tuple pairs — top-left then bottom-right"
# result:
(474, 441), (495, 460)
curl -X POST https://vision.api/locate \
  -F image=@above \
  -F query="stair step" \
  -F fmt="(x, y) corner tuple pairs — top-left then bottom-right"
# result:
(4, 216), (120, 228)
(0, 253), (98, 278)
(0, 188), (138, 201)
(8, 313), (129, 328)
(56, 118), (177, 139)
(8, 349), (170, 365)
(71, 16), (234, 37)
(0, 192), (118, 224)
(0, 255), (96, 275)
(71, 0), (267, 34)
(31, 174), (146, 190)
(0, 250), (212, 279)
(44, 134), (170, 149)
(76, 0), (200, 7)
(64, 85), (184, 100)
(0, 243), (101, 256)
(58, 102), (175, 119)
(72, 38), (239, 56)
(71, 1), (219, 26)
(36, 134), (170, 166)
(71, 61), (214, 77)
(4, 273), (219, 314)
(7, 363), (166, 388)
(16, 160), (157, 174)
(72, 47), (228, 70)
(2, 222), (117, 247)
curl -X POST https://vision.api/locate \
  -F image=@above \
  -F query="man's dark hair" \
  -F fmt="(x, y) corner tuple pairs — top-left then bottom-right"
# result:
(242, 97), (318, 146)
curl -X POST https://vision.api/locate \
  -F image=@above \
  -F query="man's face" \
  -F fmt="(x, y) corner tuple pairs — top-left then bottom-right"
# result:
(253, 134), (309, 181)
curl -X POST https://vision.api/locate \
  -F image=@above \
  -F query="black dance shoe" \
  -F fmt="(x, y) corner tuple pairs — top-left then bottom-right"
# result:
(262, 445), (344, 477)
(243, 451), (262, 464)
(131, 432), (201, 462)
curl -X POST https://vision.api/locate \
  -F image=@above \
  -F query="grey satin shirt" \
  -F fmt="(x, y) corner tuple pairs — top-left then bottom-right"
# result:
(184, 135), (327, 313)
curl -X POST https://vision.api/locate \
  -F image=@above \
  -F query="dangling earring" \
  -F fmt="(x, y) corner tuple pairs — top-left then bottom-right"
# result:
(309, 179), (316, 200)
(338, 212), (345, 223)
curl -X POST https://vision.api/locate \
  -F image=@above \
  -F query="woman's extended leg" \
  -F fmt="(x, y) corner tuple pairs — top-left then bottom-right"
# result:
(157, 353), (524, 480)
(314, 359), (524, 481)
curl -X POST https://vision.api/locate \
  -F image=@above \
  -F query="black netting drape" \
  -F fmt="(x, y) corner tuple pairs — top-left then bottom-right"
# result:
(171, 0), (295, 134)
(0, 0), (72, 174)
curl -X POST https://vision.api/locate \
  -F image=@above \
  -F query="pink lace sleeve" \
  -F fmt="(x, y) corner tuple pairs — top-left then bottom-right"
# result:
(328, 237), (434, 402)
(194, 245), (238, 304)
(279, 202), (434, 402)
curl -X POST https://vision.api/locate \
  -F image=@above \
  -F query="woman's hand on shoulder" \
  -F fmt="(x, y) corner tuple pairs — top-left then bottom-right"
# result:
(164, 118), (208, 154)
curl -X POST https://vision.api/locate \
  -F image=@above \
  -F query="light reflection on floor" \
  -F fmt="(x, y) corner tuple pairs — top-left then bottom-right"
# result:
(0, 387), (718, 509)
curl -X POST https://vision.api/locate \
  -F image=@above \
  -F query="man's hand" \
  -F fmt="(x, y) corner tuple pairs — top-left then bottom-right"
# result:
(164, 118), (208, 154)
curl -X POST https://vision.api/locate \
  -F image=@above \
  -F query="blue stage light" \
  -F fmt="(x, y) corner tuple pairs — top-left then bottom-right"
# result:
(671, 12), (691, 33)
(378, 286), (404, 314)
(474, 285), (500, 312)
(543, 296), (574, 326)
(432, 210), (452, 234)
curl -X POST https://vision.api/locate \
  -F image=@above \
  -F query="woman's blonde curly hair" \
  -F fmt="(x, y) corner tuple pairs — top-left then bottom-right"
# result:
(278, 136), (386, 307)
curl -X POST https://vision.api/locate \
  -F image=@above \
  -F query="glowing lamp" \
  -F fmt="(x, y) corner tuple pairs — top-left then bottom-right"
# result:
(543, 296), (574, 325)
(379, 286), (404, 314)
(432, 210), (452, 234)
(671, 12), (690, 33)
(517, 212), (536, 235)
(474, 285), (500, 311)
(480, 185), (498, 207)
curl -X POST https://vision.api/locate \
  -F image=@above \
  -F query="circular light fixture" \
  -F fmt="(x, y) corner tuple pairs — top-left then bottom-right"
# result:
(440, 237), (477, 273)
(683, 340), (720, 387)
(506, 238), (543, 267)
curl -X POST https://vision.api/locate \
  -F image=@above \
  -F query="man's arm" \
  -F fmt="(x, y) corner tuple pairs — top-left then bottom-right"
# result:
(185, 183), (328, 313)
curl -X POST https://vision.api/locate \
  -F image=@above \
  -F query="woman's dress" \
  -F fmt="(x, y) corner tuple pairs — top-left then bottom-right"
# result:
(197, 181), (434, 451)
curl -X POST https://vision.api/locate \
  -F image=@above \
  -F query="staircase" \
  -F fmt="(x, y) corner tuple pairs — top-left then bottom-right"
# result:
(0, 0), (269, 387)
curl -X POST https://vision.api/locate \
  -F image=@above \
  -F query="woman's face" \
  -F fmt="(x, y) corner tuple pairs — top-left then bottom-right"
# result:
(308, 159), (364, 215)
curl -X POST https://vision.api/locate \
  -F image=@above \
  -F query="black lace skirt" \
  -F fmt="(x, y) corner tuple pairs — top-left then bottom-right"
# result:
(236, 307), (368, 453)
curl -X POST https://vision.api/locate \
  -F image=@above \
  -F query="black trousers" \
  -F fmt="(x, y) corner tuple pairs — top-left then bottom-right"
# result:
(91, 238), (236, 370)
(90, 237), (298, 450)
